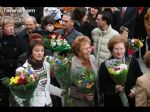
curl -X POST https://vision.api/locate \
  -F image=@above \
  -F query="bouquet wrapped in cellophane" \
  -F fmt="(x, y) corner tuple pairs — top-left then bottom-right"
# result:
(71, 68), (96, 106)
(1, 65), (38, 106)
(105, 58), (130, 107)
(45, 54), (73, 106)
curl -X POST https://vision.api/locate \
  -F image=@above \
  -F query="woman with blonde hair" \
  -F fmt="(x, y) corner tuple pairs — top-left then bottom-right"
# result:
(0, 16), (22, 106)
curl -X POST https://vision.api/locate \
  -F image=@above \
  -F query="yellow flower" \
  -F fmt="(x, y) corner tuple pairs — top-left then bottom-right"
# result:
(78, 80), (82, 84)
(9, 76), (20, 85)
(139, 41), (143, 48)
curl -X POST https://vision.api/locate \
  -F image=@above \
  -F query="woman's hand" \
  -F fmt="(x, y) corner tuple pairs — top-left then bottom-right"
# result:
(128, 89), (135, 98)
(61, 88), (71, 96)
(115, 85), (123, 93)
(84, 93), (93, 101)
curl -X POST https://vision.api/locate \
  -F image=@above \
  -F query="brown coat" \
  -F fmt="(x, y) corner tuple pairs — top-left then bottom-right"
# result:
(135, 69), (150, 107)
(144, 8), (150, 38)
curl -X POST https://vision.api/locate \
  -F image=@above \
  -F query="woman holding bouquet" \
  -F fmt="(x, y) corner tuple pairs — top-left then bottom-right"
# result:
(0, 16), (22, 106)
(70, 36), (100, 106)
(14, 40), (65, 107)
(98, 35), (143, 107)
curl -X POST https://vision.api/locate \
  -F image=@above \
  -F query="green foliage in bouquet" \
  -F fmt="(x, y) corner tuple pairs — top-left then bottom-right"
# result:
(71, 68), (96, 106)
(1, 66), (39, 101)
(45, 54), (73, 106)
(107, 60), (128, 86)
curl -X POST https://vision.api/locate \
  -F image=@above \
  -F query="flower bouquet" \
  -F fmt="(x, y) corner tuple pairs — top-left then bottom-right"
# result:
(71, 68), (96, 106)
(1, 65), (38, 106)
(128, 38), (144, 56)
(45, 54), (73, 106)
(105, 59), (130, 107)
(43, 32), (71, 53)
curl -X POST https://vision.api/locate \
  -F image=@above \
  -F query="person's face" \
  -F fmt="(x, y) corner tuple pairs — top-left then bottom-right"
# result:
(78, 42), (92, 60)
(120, 31), (128, 39)
(96, 14), (105, 29)
(44, 24), (54, 32)
(32, 44), (44, 61)
(112, 43), (126, 59)
(61, 15), (74, 30)
(3, 23), (14, 36)
(90, 7), (98, 16)
(25, 18), (36, 34)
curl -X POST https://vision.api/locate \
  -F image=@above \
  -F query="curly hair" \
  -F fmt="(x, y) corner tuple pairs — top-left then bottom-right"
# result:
(71, 35), (91, 56)
(108, 35), (129, 52)
(143, 51), (150, 68)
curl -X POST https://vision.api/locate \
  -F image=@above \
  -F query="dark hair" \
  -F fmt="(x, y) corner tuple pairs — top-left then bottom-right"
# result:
(27, 40), (45, 58)
(41, 15), (55, 29)
(101, 9), (112, 25)
(72, 7), (87, 21)
(143, 51), (150, 68)
(90, 7), (102, 14)
(63, 11), (75, 21)
(72, 35), (91, 56)
(119, 26), (129, 34)
(28, 33), (43, 43)
(108, 35), (129, 52)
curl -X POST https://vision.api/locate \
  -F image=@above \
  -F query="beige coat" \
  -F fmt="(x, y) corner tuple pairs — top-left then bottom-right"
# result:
(144, 8), (150, 38)
(135, 69), (150, 107)
(91, 25), (119, 68)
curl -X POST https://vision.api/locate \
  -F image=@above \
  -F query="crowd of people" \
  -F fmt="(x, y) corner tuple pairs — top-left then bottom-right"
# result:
(0, 7), (150, 107)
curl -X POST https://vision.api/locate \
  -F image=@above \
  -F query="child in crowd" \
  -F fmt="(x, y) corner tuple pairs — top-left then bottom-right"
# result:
(119, 26), (129, 57)
(119, 26), (129, 40)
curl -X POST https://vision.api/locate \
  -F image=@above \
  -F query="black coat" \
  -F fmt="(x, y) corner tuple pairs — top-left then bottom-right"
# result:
(119, 7), (137, 38)
(74, 21), (94, 45)
(111, 10), (121, 32)
(134, 7), (148, 38)
(0, 35), (22, 106)
(98, 56), (143, 107)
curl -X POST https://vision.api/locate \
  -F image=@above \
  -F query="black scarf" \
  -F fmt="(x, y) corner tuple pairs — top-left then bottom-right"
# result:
(28, 57), (44, 70)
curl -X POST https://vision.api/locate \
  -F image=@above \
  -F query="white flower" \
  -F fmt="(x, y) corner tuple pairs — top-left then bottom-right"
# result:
(57, 35), (61, 39)
(51, 41), (56, 47)
(51, 35), (56, 39)
(56, 39), (63, 46)
(63, 39), (68, 45)
(120, 64), (128, 70)
(131, 39), (135, 43)
(16, 67), (25, 73)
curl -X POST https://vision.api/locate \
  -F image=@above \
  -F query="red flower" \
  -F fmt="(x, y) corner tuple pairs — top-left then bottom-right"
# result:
(128, 49), (135, 55)
(55, 32), (60, 39)
(18, 77), (26, 85)
(48, 34), (54, 39)
(50, 71), (55, 77)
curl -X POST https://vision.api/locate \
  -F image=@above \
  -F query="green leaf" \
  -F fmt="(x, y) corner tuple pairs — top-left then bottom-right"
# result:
(0, 77), (10, 87)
